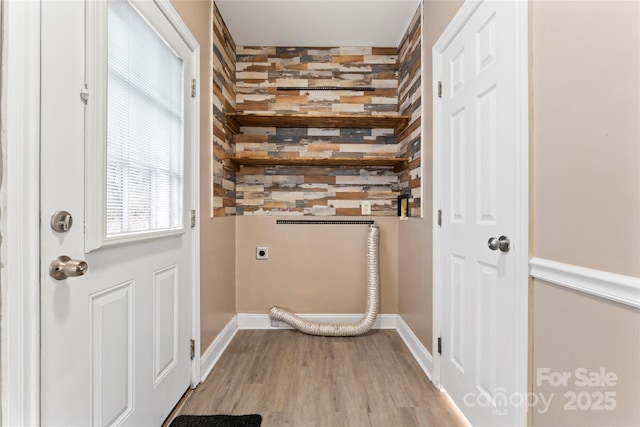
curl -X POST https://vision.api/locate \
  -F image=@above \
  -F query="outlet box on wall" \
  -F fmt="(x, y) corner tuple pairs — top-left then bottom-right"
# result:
(256, 247), (269, 260)
(361, 201), (372, 215)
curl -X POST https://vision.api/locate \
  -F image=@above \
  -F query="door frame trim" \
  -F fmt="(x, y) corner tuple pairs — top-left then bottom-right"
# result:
(1, 1), (42, 425)
(431, 0), (529, 425)
(149, 0), (203, 390)
(155, 0), (204, 387)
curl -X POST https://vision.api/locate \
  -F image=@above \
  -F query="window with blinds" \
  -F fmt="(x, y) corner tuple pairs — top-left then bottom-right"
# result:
(106, 0), (184, 236)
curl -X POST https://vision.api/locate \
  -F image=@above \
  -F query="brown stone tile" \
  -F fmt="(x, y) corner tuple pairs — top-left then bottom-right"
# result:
(376, 72), (397, 80)
(213, 207), (227, 217)
(295, 167), (329, 176)
(338, 95), (373, 104)
(263, 201), (290, 209)
(303, 175), (336, 184)
(334, 192), (368, 200)
(299, 105), (333, 114)
(282, 63), (309, 71)
(303, 199), (329, 207)
(335, 208), (362, 216)
(213, 125), (226, 141)
(331, 55), (365, 63)
(237, 167), (266, 175)
(397, 117), (421, 140)
(213, 147), (231, 160)
(235, 134), (270, 143)
(235, 151), (269, 158)
(274, 95), (309, 104)
(371, 88), (398, 97)
(372, 47), (398, 55)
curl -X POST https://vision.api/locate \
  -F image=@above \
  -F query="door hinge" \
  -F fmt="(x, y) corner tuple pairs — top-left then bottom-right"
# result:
(437, 81), (442, 98)
(191, 79), (197, 98)
(191, 209), (196, 228)
(80, 85), (90, 104)
(437, 209), (442, 227)
(438, 337), (442, 355)
(190, 339), (195, 360)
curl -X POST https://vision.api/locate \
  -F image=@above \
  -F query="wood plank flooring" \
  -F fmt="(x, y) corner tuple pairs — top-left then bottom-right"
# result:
(176, 330), (468, 426)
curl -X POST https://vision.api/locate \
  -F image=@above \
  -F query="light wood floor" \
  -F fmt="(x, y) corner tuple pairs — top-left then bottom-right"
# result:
(176, 329), (468, 426)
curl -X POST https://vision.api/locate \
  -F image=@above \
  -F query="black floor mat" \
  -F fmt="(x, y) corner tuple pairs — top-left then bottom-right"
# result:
(169, 414), (262, 427)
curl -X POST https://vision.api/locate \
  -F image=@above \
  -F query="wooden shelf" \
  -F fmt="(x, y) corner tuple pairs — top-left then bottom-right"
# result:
(226, 113), (409, 136)
(230, 156), (409, 173)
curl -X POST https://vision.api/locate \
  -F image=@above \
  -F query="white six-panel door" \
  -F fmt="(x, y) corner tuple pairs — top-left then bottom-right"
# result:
(40, 1), (197, 425)
(435, 1), (528, 425)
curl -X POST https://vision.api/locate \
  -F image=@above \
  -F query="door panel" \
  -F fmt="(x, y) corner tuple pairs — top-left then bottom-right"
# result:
(90, 282), (134, 426)
(475, 84), (498, 224)
(40, 1), (195, 425)
(153, 265), (179, 385)
(477, 262), (497, 396)
(450, 108), (467, 222)
(476, 13), (496, 73)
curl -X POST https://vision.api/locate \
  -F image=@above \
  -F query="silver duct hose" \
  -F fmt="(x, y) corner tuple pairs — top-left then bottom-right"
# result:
(268, 224), (380, 336)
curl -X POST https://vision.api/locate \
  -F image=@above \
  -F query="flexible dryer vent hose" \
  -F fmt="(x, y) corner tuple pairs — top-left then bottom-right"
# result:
(268, 224), (380, 336)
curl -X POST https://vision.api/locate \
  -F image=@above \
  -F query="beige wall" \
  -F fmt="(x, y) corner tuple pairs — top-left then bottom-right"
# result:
(398, 219), (432, 350)
(397, 0), (463, 353)
(236, 216), (398, 314)
(200, 217), (236, 346)
(531, 1), (640, 425)
(532, 281), (640, 426)
(171, 0), (236, 351)
(532, 0), (640, 278)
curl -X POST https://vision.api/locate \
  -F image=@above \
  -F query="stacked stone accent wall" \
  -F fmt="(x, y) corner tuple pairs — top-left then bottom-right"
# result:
(235, 46), (399, 115)
(210, 7), (423, 217)
(212, 3), (236, 217)
(233, 46), (402, 216)
(397, 7), (423, 217)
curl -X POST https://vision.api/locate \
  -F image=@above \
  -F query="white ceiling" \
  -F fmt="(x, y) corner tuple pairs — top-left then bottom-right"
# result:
(215, 0), (422, 48)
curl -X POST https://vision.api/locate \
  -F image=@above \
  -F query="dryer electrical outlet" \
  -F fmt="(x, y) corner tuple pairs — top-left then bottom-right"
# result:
(361, 201), (372, 215)
(256, 247), (269, 260)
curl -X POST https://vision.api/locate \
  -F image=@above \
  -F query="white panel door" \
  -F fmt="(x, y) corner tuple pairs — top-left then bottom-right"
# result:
(438, 1), (523, 425)
(40, 1), (196, 425)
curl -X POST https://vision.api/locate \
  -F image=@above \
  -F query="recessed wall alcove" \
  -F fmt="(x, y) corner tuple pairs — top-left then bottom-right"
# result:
(211, 1), (423, 218)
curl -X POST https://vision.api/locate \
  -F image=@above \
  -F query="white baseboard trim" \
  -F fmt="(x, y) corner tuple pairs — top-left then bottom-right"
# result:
(199, 315), (239, 382)
(530, 257), (640, 309)
(237, 313), (398, 330)
(396, 315), (434, 383)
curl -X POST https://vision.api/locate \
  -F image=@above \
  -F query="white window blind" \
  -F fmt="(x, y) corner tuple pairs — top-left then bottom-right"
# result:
(106, 0), (184, 236)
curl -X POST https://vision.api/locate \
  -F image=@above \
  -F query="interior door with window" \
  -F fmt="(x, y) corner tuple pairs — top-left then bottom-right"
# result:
(40, 1), (197, 425)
